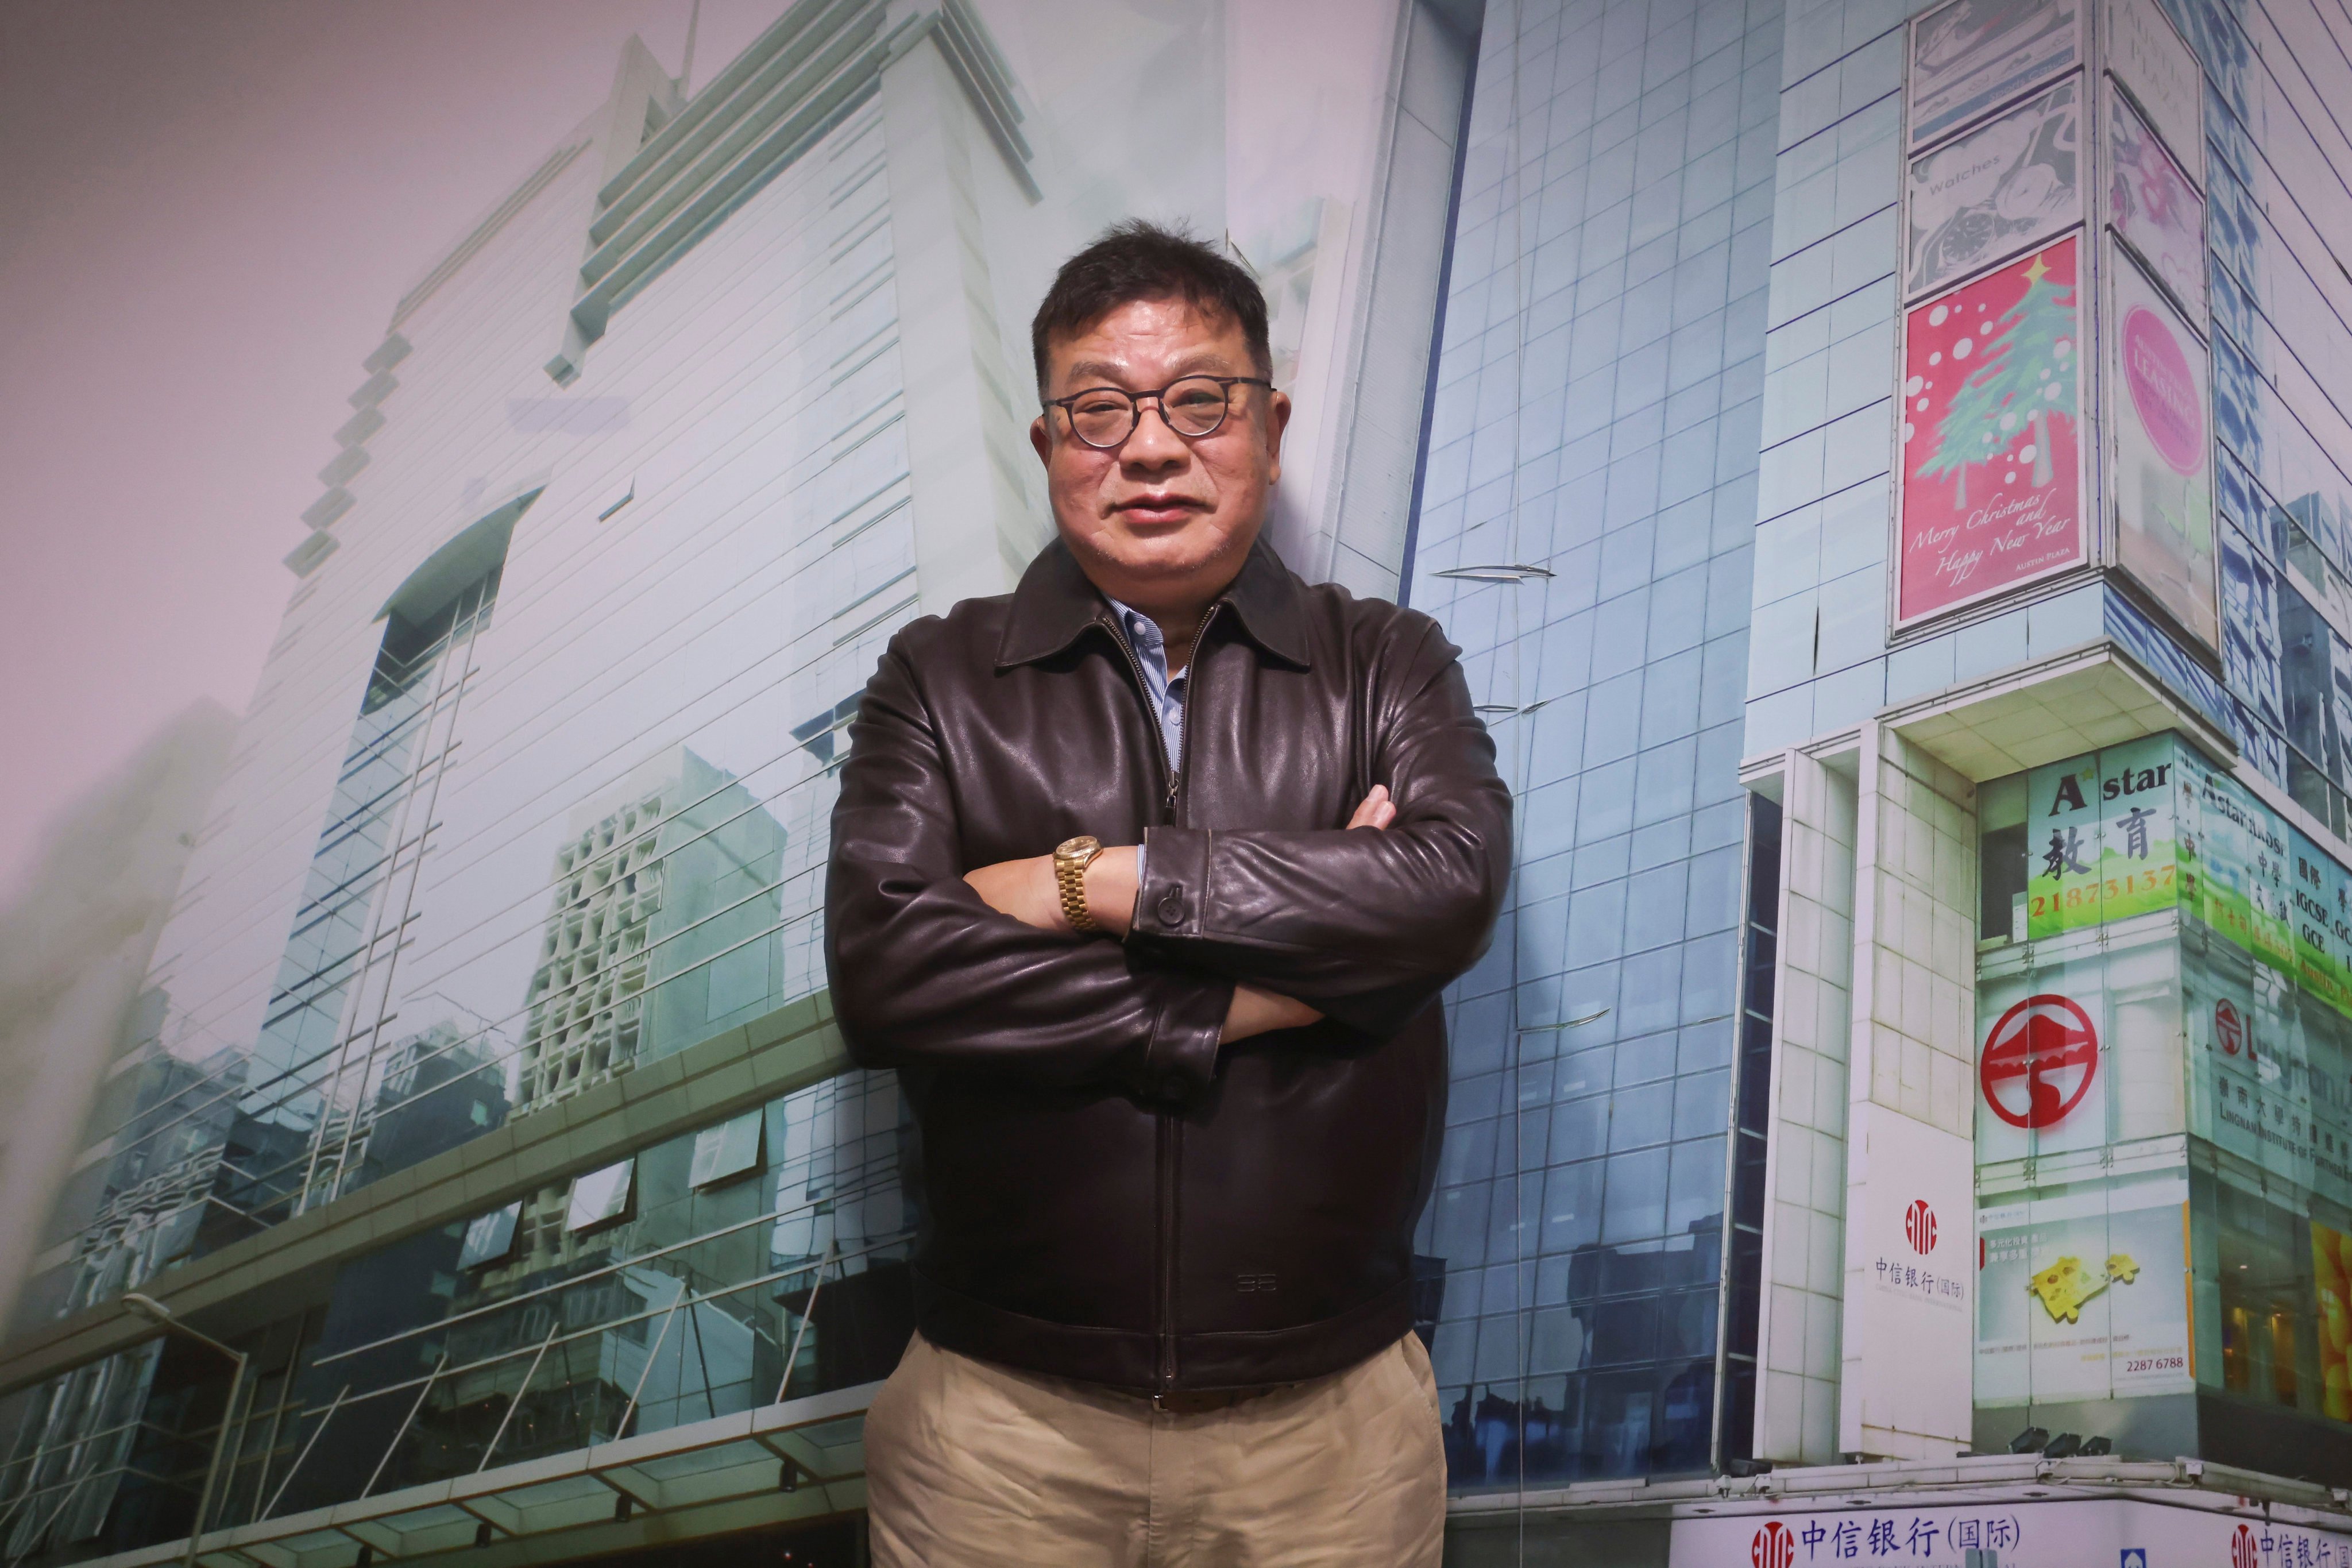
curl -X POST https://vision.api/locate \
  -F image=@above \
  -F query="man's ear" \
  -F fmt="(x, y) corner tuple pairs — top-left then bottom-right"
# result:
(1030, 413), (1052, 466)
(1263, 388), (1292, 484)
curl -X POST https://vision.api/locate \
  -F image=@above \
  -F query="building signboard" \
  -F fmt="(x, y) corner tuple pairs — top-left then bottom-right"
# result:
(1905, 75), (2082, 301)
(1845, 1117), (1978, 1449)
(1976, 1175), (2193, 1405)
(2185, 960), (2352, 1211)
(2106, 86), (2206, 319)
(2177, 741), (2299, 976)
(2104, 0), (2203, 186)
(2021, 731), (2179, 939)
(1897, 235), (2088, 626)
(1983, 737), (2352, 1205)
(2108, 241), (2218, 648)
(1673, 1499), (2352, 1566)
(1909, 0), (2084, 151)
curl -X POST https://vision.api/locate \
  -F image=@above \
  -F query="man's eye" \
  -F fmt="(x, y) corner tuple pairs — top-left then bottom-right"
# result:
(1073, 396), (1127, 417)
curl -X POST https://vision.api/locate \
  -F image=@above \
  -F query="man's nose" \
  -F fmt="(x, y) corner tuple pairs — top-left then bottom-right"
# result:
(1119, 399), (1191, 468)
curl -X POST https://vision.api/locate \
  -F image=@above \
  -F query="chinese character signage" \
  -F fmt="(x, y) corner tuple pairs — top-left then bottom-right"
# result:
(1984, 734), (2352, 1204)
(1909, 0), (2084, 151)
(1675, 1497), (2352, 1565)
(2106, 86), (2206, 318)
(2020, 732), (2177, 938)
(1898, 236), (2088, 625)
(1905, 75), (2081, 301)
(1846, 1116), (1975, 1451)
(1976, 1175), (2192, 1406)
(2104, 0), (2203, 187)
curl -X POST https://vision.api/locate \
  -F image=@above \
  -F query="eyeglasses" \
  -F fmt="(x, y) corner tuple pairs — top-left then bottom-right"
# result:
(1043, 375), (1274, 450)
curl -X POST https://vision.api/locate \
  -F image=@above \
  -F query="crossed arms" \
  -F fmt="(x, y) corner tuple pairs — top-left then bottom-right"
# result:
(822, 620), (1512, 1103)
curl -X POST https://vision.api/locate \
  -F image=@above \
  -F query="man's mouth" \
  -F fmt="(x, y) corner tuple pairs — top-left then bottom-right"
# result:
(1115, 494), (1203, 522)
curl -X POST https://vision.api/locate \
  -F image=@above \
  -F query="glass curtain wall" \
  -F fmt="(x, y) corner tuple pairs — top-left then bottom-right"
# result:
(63, 555), (511, 1311)
(0, 1073), (910, 1548)
(1407, 0), (1782, 1489)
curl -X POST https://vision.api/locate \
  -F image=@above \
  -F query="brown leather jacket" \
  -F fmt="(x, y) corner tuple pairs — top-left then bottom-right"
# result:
(825, 538), (1512, 1392)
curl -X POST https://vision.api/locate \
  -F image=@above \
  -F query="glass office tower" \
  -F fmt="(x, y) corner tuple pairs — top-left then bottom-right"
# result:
(1407, 0), (1782, 1490)
(12, 0), (2352, 1561)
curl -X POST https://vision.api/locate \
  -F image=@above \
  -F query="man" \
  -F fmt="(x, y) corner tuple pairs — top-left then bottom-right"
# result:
(825, 221), (1512, 1565)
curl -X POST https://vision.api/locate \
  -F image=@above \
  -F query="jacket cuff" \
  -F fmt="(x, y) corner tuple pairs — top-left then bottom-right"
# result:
(1143, 971), (1231, 1105)
(1133, 826), (1210, 940)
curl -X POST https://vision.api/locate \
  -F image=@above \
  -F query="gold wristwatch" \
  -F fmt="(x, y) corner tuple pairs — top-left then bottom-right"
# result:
(1054, 835), (1106, 932)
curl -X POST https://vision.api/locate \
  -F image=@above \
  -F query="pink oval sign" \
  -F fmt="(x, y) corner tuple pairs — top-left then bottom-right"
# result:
(2122, 305), (2204, 476)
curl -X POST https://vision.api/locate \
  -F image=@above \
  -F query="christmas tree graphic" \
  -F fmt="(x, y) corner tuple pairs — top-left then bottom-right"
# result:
(1914, 248), (2077, 507)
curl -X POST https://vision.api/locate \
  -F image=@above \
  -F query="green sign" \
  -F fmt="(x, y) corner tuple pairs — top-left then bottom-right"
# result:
(2025, 735), (2180, 937)
(2175, 743), (2296, 974)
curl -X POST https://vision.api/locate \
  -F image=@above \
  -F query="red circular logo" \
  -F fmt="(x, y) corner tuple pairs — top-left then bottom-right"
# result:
(1752, 1521), (1795, 1568)
(2233, 1523), (2260, 1568)
(1980, 994), (2100, 1129)
(1906, 1200), (1938, 1254)
(2216, 998), (2246, 1057)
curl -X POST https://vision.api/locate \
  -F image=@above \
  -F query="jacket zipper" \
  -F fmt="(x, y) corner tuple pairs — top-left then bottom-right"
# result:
(1165, 603), (1218, 810)
(1107, 601), (1220, 808)
(1107, 600), (1219, 1397)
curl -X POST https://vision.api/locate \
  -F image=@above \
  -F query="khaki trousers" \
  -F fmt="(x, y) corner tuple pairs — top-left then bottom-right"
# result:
(863, 1330), (1446, 1566)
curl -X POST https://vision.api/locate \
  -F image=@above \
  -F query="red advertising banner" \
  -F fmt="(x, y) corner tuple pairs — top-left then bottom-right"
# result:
(1896, 234), (2086, 625)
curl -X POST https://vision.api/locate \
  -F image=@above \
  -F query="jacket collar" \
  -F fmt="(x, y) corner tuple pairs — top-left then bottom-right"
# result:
(993, 534), (1311, 670)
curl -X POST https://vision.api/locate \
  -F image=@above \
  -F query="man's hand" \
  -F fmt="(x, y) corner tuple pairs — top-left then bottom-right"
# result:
(959, 787), (1396, 936)
(960, 787), (1393, 1042)
(1344, 783), (1396, 830)
(959, 845), (1142, 937)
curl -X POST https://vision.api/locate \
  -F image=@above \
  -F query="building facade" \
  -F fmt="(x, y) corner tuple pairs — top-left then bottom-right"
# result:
(11, 0), (2352, 1562)
(0, 2), (1484, 1565)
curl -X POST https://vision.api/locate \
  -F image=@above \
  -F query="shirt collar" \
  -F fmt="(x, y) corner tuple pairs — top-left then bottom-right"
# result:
(1103, 596), (1169, 662)
(991, 535), (1312, 671)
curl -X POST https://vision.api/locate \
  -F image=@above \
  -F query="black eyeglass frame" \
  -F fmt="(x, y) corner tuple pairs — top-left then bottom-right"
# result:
(1042, 375), (1276, 450)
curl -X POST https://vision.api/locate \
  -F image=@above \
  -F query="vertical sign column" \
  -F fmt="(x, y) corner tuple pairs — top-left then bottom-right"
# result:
(1839, 724), (1980, 1459)
(1895, 0), (2090, 630)
(2100, 0), (2217, 651)
(1750, 751), (1861, 1466)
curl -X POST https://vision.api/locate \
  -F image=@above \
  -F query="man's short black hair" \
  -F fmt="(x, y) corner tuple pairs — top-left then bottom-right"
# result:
(1030, 219), (1271, 396)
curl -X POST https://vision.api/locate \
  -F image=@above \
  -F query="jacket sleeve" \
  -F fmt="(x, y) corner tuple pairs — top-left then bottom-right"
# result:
(1125, 616), (1512, 1035)
(824, 634), (1234, 1103)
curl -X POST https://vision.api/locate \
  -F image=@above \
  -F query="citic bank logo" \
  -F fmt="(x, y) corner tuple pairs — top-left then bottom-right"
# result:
(1906, 1200), (1938, 1254)
(1751, 1520), (1794, 1568)
(1980, 994), (2099, 1129)
(2233, 1523), (2259, 1568)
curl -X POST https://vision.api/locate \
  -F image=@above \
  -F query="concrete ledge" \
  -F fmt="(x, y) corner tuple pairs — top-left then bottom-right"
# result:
(1742, 636), (2237, 794)
(73, 1378), (878, 1568)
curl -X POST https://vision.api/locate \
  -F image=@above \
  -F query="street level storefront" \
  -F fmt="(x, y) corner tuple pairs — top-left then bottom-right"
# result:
(1443, 1455), (2352, 1566)
(1973, 732), (2352, 1476)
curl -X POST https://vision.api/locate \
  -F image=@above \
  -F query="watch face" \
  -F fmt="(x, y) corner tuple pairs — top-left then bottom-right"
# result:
(1057, 835), (1100, 860)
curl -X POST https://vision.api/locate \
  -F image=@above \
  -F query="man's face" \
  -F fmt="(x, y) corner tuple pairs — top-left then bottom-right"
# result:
(1029, 296), (1289, 614)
